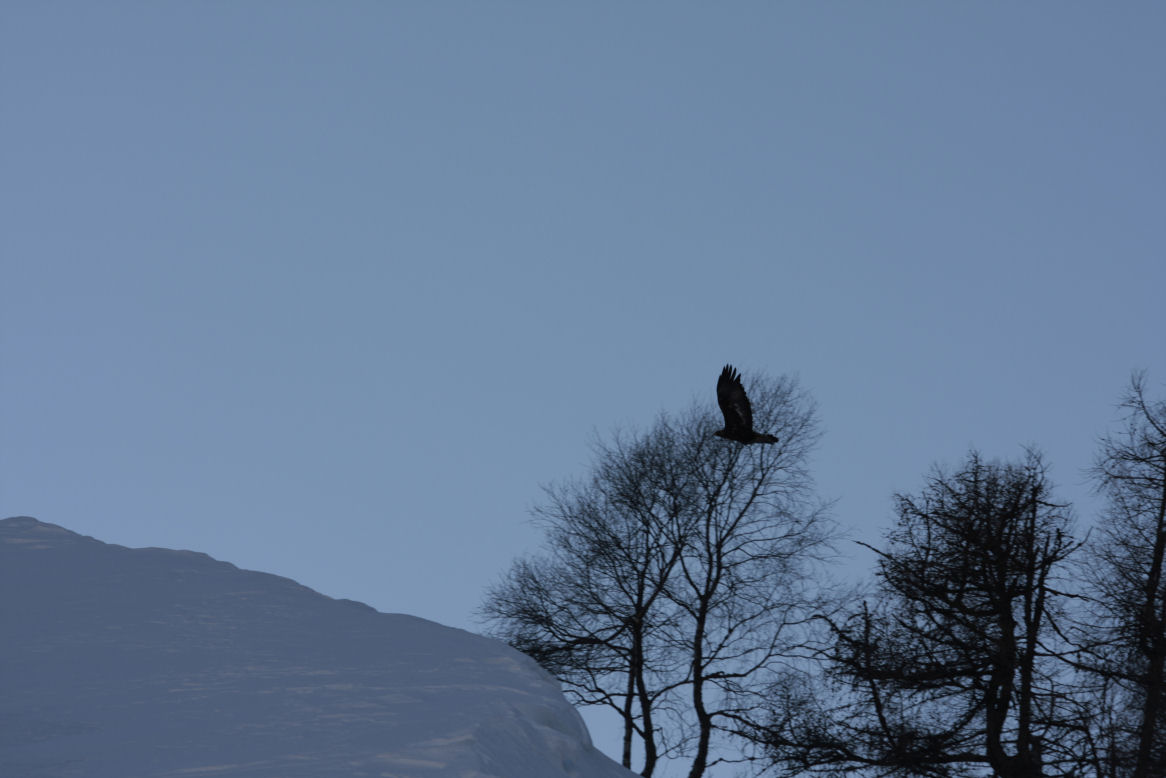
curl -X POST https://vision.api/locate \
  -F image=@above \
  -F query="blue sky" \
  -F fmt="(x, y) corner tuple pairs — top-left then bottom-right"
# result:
(2, 5), (1163, 765)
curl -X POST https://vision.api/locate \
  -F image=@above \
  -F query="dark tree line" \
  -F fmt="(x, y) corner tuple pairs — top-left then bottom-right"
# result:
(481, 371), (1166, 778)
(758, 373), (1166, 778)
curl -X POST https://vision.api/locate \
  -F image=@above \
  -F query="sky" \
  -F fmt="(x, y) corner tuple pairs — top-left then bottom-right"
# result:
(2, 3), (1164, 771)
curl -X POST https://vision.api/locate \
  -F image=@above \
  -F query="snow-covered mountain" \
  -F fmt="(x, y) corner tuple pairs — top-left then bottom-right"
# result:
(0, 516), (635, 778)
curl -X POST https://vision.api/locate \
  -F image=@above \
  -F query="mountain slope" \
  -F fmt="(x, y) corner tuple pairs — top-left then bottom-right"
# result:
(0, 516), (634, 778)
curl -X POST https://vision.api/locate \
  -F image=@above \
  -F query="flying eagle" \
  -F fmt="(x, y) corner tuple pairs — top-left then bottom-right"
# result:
(715, 365), (779, 444)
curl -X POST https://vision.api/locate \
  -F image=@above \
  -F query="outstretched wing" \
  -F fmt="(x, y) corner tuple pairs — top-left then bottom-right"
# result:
(717, 365), (753, 435)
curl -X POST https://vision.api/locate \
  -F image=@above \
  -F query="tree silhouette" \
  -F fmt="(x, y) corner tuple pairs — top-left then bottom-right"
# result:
(761, 450), (1082, 778)
(481, 371), (838, 778)
(1079, 372), (1166, 778)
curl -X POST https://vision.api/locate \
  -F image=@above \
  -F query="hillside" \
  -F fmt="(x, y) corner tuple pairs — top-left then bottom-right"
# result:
(0, 516), (634, 778)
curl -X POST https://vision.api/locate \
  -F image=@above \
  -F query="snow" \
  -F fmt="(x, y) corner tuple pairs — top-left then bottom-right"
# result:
(0, 516), (636, 778)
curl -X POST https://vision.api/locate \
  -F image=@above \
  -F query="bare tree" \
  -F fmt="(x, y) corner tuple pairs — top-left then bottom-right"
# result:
(1080, 372), (1166, 778)
(663, 377), (839, 778)
(762, 450), (1082, 778)
(481, 371), (838, 777)
(481, 424), (692, 775)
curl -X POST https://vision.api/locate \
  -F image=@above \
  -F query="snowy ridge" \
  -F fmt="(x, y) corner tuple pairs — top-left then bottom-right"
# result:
(0, 517), (634, 778)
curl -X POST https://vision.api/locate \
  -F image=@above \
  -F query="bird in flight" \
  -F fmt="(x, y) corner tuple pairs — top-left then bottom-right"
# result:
(715, 365), (779, 444)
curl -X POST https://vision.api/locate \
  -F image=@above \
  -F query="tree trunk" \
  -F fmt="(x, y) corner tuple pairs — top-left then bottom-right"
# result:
(633, 627), (659, 777)
(1133, 474), (1166, 778)
(621, 666), (635, 769)
(686, 603), (711, 778)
